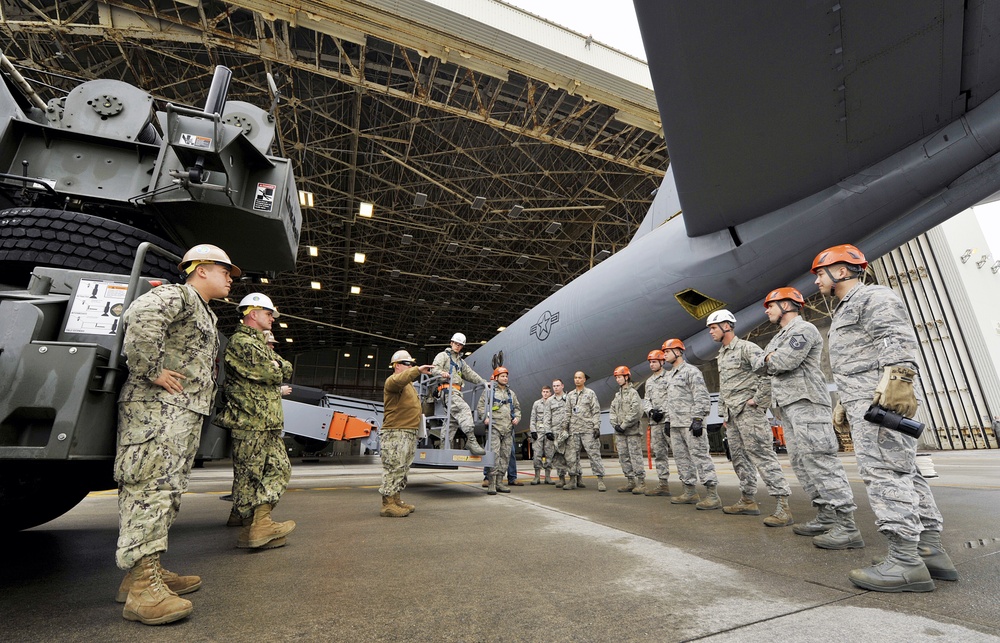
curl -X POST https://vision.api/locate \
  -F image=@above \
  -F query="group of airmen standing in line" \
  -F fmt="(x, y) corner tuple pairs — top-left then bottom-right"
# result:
(389, 243), (959, 597)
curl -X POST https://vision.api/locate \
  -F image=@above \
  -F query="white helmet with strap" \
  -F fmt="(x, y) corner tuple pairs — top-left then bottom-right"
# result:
(706, 309), (736, 328)
(450, 332), (467, 345)
(238, 293), (279, 317)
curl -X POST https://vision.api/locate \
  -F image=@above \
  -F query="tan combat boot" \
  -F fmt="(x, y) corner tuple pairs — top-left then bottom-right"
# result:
(618, 477), (637, 493)
(116, 560), (201, 603)
(121, 554), (194, 625)
(531, 469), (542, 485)
(723, 493), (760, 516)
(576, 474), (587, 488)
(631, 477), (647, 495)
(393, 492), (415, 513)
(849, 534), (934, 593)
(544, 469), (554, 484)
(246, 503), (296, 547)
(695, 483), (722, 510)
(597, 476), (607, 492)
(644, 481), (671, 497)
(380, 495), (411, 516)
(464, 431), (486, 456)
(671, 484), (700, 504)
(763, 497), (794, 527)
(556, 474), (565, 489)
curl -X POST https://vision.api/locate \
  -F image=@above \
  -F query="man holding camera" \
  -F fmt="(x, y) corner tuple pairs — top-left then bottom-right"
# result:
(812, 244), (956, 592)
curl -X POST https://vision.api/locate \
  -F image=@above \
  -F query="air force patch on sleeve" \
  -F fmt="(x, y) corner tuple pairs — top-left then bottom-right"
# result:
(789, 334), (806, 350)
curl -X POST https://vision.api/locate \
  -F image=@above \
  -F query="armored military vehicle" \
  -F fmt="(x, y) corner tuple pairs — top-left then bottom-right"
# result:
(0, 58), (301, 531)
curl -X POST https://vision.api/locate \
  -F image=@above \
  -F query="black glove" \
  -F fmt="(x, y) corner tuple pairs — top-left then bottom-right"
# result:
(545, 432), (555, 441)
(592, 429), (600, 440)
(650, 408), (665, 423)
(613, 424), (624, 434)
(663, 422), (671, 437)
(690, 418), (704, 438)
(530, 431), (538, 440)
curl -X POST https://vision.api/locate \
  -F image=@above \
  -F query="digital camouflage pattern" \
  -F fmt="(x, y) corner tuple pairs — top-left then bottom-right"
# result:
(829, 283), (942, 539)
(565, 386), (605, 476)
(115, 283), (220, 570)
(545, 394), (575, 477)
(665, 362), (715, 486)
(530, 397), (555, 471)
(642, 369), (671, 482)
(716, 338), (788, 498)
(612, 382), (645, 480)
(215, 324), (293, 432)
(379, 429), (418, 496)
(231, 429), (290, 518)
(754, 313), (854, 511)
(477, 385), (521, 482)
(432, 348), (485, 439)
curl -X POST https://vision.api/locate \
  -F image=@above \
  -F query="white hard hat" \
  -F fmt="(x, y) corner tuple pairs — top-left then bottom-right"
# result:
(238, 293), (279, 317)
(389, 350), (416, 366)
(450, 333), (467, 345)
(706, 309), (736, 327)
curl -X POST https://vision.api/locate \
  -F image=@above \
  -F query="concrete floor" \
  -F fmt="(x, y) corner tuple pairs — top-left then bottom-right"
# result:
(1, 450), (998, 642)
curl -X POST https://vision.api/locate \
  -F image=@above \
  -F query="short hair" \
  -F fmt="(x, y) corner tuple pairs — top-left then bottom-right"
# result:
(552, 378), (563, 386)
(542, 385), (552, 392)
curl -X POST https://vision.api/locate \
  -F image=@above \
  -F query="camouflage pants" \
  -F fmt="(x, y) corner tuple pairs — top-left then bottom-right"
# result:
(615, 433), (646, 479)
(531, 437), (555, 471)
(670, 420), (717, 486)
(114, 401), (202, 570)
(778, 400), (856, 512)
(443, 390), (475, 437)
(727, 406), (790, 497)
(565, 433), (606, 476)
(649, 423), (671, 482)
(232, 429), (291, 518)
(844, 399), (943, 540)
(490, 426), (513, 482)
(379, 429), (417, 496)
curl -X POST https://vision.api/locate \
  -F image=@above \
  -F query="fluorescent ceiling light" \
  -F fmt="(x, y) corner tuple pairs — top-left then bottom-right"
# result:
(359, 202), (374, 218)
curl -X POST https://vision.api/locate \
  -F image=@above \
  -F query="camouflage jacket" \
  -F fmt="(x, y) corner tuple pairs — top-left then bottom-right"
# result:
(529, 398), (548, 435)
(828, 283), (920, 404)
(476, 384), (521, 433)
(545, 393), (571, 438)
(753, 315), (831, 408)
(665, 361), (711, 425)
(642, 369), (669, 426)
(119, 283), (219, 415)
(216, 324), (293, 432)
(567, 386), (601, 435)
(716, 337), (772, 419)
(610, 383), (642, 435)
(432, 348), (485, 389)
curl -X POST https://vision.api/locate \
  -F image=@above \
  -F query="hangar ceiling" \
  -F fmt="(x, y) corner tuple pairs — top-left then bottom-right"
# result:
(1, 0), (666, 355)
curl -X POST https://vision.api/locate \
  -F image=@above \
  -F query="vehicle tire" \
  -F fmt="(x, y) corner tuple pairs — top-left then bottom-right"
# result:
(0, 207), (183, 287)
(0, 461), (113, 533)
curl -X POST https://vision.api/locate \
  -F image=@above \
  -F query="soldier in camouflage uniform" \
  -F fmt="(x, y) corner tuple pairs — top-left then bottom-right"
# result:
(114, 244), (238, 625)
(611, 366), (646, 494)
(216, 293), (295, 550)
(662, 339), (719, 508)
(813, 245), (955, 592)
(546, 379), (576, 487)
(564, 371), (607, 491)
(754, 286), (862, 548)
(476, 367), (521, 495)
(708, 310), (793, 527)
(379, 350), (434, 517)
(529, 385), (554, 484)
(641, 350), (672, 497)
(431, 333), (487, 456)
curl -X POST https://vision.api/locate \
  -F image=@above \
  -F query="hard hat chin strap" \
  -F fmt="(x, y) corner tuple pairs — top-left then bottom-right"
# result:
(822, 266), (858, 284)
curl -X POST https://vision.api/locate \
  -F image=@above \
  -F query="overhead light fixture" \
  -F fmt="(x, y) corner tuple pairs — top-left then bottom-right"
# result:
(414, 192), (427, 207)
(308, 246), (319, 257)
(313, 306), (323, 313)
(349, 310), (357, 315)
(497, 326), (507, 332)
(367, 354), (374, 359)
(344, 353), (351, 358)
(960, 249), (973, 263)
(390, 269), (401, 278)
(480, 247), (491, 256)
(471, 196), (486, 210)
(546, 222), (562, 234)
(516, 255), (529, 265)
(402, 234), (413, 245)
(509, 205), (523, 217)
(298, 190), (314, 208)
(383, 293), (391, 299)
(430, 274), (440, 282)
(279, 322), (288, 328)
(350, 286), (361, 294)
(594, 249), (612, 262)
(285, 338), (293, 343)
(354, 252), (366, 263)
(311, 281), (322, 290)
(551, 284), (563, 292)
(359, 202), (374, 218)
(489, 284), (501, 292)
(446, 242), (459, 253)
(259, 277), (269, 284)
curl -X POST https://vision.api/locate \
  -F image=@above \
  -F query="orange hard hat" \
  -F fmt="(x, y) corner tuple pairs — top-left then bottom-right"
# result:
(647, 350), (666, 361)
(811, 244), (867, 273)
(491, 366), (509, 380)
(661, 338), (685, 351)
(613, 365), (631, 377)
(764, 287), (805, 308)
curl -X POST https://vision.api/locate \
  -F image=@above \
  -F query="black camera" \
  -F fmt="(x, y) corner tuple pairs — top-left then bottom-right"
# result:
(864, 404), (925, 439)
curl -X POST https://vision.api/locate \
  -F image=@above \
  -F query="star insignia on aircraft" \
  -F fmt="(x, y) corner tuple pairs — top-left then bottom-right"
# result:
(530, 310), (560, 341)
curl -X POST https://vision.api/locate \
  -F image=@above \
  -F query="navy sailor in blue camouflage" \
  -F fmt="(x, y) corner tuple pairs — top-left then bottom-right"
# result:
(114, 244), (238, 625)
(814, 244), (955, 592)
